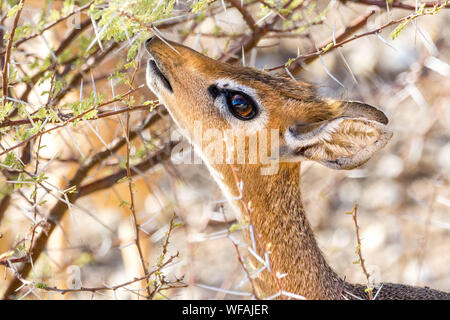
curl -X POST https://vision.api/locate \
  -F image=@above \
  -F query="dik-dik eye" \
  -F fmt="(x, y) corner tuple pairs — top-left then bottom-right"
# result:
(208, 84), (259, 121)
(225, 91), (258, 120)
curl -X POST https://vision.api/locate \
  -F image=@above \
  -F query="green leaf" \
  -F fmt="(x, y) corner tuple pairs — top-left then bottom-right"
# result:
(284, 58), (296, 67)
(229, 223), (241, 233)
(119, 200), (130, 208)
(127, 42), (139, 61)
(22, 120), (42, 141)
(321, 42), (334, 53)
(117, 176), (129, 183)
(172, 221), (183, 229)
(191, 0), (215, 13)
(0, 102), (14, 122)
(7, 3), (23, 18)
(35, 282), (48, 289)
(3, 152), (23, 170)
(391, 19), (410, 40)
(74, 252), (94, 267)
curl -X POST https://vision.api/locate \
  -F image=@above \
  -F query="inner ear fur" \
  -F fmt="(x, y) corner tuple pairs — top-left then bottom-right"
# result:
(284, 101), (393, 170)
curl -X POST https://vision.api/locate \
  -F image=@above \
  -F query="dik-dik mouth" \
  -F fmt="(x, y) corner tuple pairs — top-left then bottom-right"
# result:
(147, 58), (173, 93)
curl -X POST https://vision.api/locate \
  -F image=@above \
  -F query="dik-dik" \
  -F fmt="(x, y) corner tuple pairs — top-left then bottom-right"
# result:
(145, 36), (449, 300)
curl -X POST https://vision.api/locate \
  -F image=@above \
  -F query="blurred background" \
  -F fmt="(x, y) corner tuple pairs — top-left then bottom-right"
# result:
(0, 0), (449, 299)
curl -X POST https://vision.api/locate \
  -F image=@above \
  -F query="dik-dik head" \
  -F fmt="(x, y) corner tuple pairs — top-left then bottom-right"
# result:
(145, 37), (392, 172)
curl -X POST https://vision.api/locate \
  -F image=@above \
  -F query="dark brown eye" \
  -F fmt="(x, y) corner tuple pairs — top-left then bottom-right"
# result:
(226, 91), (257, 120)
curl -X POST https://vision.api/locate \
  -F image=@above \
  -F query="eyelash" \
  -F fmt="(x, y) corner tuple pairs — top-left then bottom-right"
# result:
(208, 85), (258, 121)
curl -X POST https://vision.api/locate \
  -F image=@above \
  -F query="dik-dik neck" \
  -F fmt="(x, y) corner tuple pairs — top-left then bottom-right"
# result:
(214, 162), (348, 299)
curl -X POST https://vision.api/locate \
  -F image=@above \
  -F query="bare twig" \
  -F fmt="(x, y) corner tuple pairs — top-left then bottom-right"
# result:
(1, 0), (25, 102)
(347, 204), (373, 300)
(219, 0), (297, 63)
(123, 59), (152, 297)
(0, 1), (94, 56)
(342, 0), (450, 11)
(1, 108), (169, 298)
(0, 85), (143, 157)
(0, 103), (155, 128)
(32, 253), (180, 296)
(267, 9), (376, 72)
(228, 164), (286, 299)
(269, 2), (449, 73)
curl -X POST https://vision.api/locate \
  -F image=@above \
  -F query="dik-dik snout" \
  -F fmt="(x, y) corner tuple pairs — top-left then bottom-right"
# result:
(145, 36), (392, 170)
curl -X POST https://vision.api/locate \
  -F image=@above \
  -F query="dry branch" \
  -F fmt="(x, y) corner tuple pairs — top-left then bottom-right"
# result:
(348, 204), (373, 300)
(0, 85), (143, 157)
(267, 9), (376, 72)
(1, 0), (25, 101)
(2, 108), (170, 298)
(0, 1), (94, 56)
(38, 253), (181, 296)
(342, 0), (450, 10)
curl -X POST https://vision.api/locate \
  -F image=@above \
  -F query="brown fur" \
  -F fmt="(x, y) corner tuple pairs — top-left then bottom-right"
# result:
(145, 37), (450, 300)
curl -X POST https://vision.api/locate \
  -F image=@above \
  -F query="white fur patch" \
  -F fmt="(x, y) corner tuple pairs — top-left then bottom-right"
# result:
(146, 59), (164, 100)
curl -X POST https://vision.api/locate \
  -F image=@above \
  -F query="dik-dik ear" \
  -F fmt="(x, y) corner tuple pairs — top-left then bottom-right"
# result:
(283, 101), (393, 170)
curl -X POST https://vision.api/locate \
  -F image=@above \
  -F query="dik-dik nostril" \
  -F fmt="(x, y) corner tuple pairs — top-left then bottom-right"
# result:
(145, 37), (154, 46)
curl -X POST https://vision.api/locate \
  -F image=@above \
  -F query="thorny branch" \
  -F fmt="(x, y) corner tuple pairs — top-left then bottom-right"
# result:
(228, 164), (298, 300)
(1, 0), (25, 102)
(347, 204), (373, 300)
(0, 85), (144, 157)
(0, 103), (154, 128)
(123, 59), (152, 297)
(269, 1), (450, 73)
(271, 9), (376, 72)
(2, 108), (174, 298)
(17, 253), (183, 298)
(341, 0), (450, 11)
(0, 1), (95, 56)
